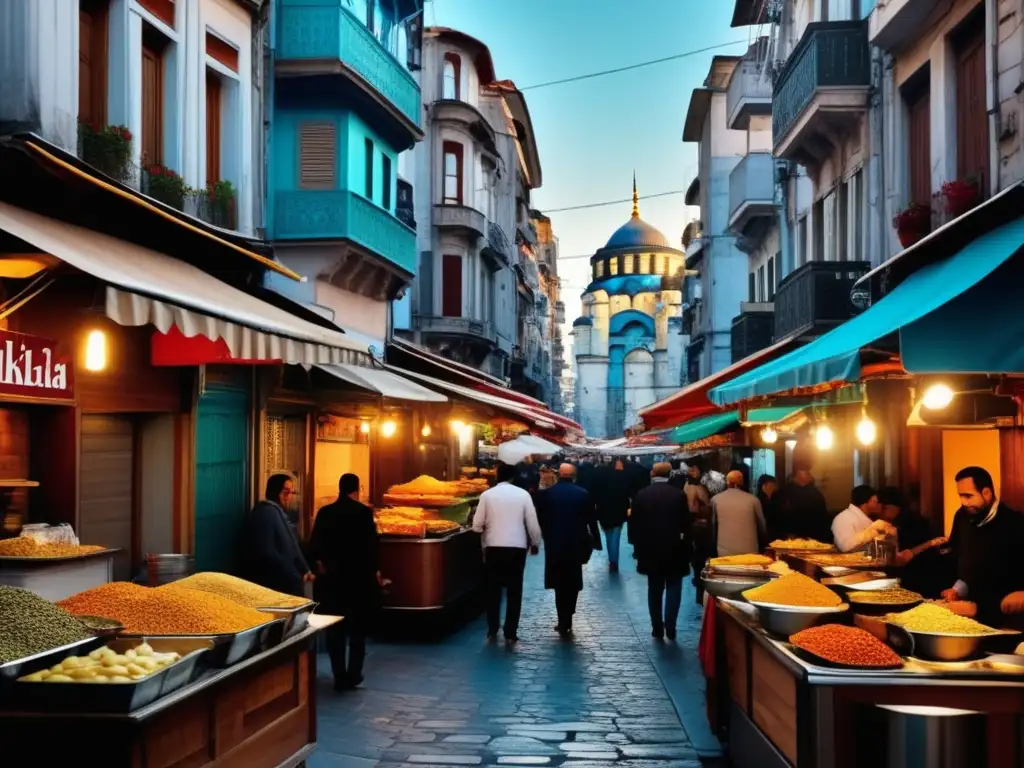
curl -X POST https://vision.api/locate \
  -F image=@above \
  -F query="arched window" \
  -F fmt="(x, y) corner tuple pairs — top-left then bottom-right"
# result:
(442, 141), (463, 204)
(609, 257), (619, 276)
(442, 52), (460, 100)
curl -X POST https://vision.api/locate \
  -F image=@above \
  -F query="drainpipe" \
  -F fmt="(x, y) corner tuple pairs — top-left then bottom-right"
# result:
(776, 159), (793, 278)
(986, 0), (1000, 196)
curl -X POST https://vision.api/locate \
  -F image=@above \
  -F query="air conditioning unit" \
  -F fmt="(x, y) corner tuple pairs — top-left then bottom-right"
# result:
(907, 393), (1018, 428)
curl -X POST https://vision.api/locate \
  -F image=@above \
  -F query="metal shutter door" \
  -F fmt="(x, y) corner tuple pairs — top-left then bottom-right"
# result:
(79, 415), (134, 581)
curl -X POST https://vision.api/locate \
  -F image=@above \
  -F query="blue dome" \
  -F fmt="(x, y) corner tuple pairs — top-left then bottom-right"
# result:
(572, 316), (594, 327)
(604, 215), (670, 250)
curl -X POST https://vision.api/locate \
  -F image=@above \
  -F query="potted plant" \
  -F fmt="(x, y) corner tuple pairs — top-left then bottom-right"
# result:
(143, 163), (188, 210)
(892, 202), (932, 248)
(78, 121), (133, 183)
(941, 178), (980, 218)
(203, 179), (236, 229)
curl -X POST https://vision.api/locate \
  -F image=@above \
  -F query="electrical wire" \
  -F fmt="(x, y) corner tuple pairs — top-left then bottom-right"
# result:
(542, 189), (687, 214)
(518, 40), (749, 91)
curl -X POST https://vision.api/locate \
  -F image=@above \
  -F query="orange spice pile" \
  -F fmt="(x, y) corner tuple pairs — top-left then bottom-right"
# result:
(790, 625), (902, 668)
(58, 582), (271, 635)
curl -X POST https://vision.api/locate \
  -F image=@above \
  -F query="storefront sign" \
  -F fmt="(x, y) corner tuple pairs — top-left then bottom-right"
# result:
(0, 330), (74, 402)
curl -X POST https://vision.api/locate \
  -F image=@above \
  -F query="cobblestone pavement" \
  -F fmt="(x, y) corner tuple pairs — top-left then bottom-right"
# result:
(311, 540), (721, 768)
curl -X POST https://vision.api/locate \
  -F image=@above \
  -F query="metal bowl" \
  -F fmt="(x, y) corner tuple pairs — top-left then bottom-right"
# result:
(701, 569), (772, 599)
(902, 630), (993, 662)
(746, 600), (849, 637)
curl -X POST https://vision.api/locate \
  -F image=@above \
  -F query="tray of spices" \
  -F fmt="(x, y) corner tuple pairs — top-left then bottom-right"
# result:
(789, 625), (904, 670)
(13, 638), (212, 712)
(845, 587), (923, 615)
(58, 581), (283, 667)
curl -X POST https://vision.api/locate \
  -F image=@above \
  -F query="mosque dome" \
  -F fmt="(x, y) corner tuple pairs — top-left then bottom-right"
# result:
(602, 176), (670, 250)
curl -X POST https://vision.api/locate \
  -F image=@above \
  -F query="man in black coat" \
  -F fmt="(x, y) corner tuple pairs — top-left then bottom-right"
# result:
(308, 473), (381, 690)
(630, 462), (692, 640)
(594, 459), (631, 572)
(239, 474), (312, 598)
(536, 464), (602, 636)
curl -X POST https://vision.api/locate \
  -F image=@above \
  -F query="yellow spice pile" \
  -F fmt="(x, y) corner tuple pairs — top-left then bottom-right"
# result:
(885, 603), (994, 635)
(0, 537), (104, 558)
(59, 581), (271, 635)
(743, 572), (843, 608)
(172, 572), (308, 609)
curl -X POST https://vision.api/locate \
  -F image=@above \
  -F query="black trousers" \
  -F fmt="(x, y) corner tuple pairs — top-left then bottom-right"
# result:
(485, 547), (528, 637)
(326, 615), (366, 684)
(555, 588), (579, 630)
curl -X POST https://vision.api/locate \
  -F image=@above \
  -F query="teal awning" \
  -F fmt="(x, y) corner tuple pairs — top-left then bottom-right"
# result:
(668, 411), (739, 444)
(742, 406), (805, 425)
(709, 216), (1024, 406)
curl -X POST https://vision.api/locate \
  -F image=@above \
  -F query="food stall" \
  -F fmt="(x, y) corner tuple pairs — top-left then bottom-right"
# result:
(0, 575), (341, 766)
(702, 554), (1024, 768)
(0, 525), (117, 601)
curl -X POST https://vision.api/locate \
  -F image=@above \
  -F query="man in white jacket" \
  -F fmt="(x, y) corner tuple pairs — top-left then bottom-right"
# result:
(832, 485), (896, 553)
(473, 462), (542, 643)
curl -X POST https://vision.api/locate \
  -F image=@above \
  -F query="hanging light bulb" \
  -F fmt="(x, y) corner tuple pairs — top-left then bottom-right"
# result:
(815, 424), (834, 450)
(84, 330), (107, 372)
(359, 421), (371, 434)
(450, 419), (465, 432)
(381, 420), (397, 438)
(922, 383), (954, 410)
(421, 424), (432, 438)
(856, 416), (877, 446)
(760, 427), (778, 444)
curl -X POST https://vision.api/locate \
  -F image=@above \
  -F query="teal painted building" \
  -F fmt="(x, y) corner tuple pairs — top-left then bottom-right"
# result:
(267, 0), (425, 349)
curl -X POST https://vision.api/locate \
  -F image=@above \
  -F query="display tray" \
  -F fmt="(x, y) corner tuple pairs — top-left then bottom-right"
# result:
(8, 637), (212, 713)
(0, 636), (105, 687)
(121, 617), (285, 668)
(0, 548), (119, 564)
(258, 601), (316, 639)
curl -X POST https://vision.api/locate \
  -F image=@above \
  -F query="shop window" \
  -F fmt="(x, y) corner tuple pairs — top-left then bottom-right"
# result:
(442, 254), (463, 317)
(382, 154), (392, 211)
(141, 24), (168, 165)
(298, 122), (336, 189)
(365, 138), (374, 200)
(442, 53), (460, 100)
(442, 141), (463, 205)
(205, 71), (221, 184)
(79, 0), (109, 129)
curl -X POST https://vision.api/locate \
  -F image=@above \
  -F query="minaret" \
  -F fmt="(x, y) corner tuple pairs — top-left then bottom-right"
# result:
(631, 172), (639, 219)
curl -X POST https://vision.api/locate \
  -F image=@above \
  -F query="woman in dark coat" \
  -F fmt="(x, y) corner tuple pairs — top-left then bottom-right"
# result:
(595, 459), (631, 572)
(308, 473), (381, 690)
(536, 464), (602, 636)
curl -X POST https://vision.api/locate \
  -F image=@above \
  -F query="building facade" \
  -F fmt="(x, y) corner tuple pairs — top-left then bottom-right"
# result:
(265, 0), (424, 354)
(394, 27), (544, 384)
(570, 182), (685, 438)
(532, 210), (568, 413)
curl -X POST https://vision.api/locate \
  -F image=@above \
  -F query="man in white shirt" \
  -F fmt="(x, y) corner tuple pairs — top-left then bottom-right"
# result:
(832, 485), (896, 553)
(473, 462), (542, 642)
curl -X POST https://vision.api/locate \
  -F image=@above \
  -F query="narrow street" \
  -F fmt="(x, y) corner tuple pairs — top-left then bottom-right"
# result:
(312, 542), (721, 768)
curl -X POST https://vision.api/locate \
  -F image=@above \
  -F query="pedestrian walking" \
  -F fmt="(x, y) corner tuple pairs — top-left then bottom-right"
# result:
(631, 462), (692, 640)
(239, 474), (313, 598)
(595, 458), (630, 572)
(536, 464), (602, 636)
(683, 463), (712, 603)
(472, 462), (542, 643)
(711, 470), (767, 557)
(307, 473), (381, 691)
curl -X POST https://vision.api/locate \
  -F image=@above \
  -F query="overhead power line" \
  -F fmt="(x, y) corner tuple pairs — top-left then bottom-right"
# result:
(543, 189), (687, 214)
(519, 40), (748, 91)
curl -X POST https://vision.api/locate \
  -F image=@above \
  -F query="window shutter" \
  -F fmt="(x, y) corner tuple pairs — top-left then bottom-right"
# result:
(299, 123), (336, 189)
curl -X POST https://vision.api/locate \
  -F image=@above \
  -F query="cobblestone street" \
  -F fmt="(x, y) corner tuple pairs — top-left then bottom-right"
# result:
(311, 541), (721, 768)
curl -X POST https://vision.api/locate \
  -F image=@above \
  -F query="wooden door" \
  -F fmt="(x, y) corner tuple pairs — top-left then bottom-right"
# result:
(141, 45), (163, 164)
(955, 26), (989, 191)
(78, 1), (108, 128)
(906, 80), (931, 203)
(205, 71), (221, 184)
(442, 254), (463, 317)
(79, 415), (135, 580)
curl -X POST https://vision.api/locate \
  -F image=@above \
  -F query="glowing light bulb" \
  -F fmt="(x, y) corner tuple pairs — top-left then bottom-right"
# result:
(815, 425), (834, 450)
(421, 424), (432, 437)
(922, 384), (954, 410)
(760, 427), (778, 444)
(381, 420), (397, 438)
(856, 417), (877, 446)
(84, 330), (107, 372)
(360, 421), (371, 434)
(450, 420), (465, 432)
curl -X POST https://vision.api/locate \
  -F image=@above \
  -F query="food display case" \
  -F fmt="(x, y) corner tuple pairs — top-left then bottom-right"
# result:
(0, 547), (118, 602)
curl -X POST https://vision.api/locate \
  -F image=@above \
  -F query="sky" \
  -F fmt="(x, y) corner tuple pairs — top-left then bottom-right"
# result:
(428, 0), (750, 336)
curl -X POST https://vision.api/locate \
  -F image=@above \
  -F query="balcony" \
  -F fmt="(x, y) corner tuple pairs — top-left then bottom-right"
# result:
(555, 301), (566, 324)
(396, 178), (415, 229)
(433, 204), (487, 239)
(731, 305), (775, 363)
(481, 221), (511, 270)
(274, 190), (416, 275)
(728, 153), (777, 238)
(430, 99), (498, 153)
(517, 220), (538, 247)
(774, 260), (870, 340)
(772, 22), (870, 168)
(869, 0), (936, 51)
(276, 0), (422, 148)
(727, 57), (772, 130)
(415, 316), (496, 343)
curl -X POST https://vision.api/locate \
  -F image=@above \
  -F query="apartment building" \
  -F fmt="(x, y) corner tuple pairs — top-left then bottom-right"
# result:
(265, 0), (424, 354)
(395, 27), (544, 383)
(531, 210), (567, 412)
(1, 0), (265, 234)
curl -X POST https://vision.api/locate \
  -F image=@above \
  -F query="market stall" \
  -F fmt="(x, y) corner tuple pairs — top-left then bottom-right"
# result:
(702, 559), (1024, 768)
(0, 575), (340, 767)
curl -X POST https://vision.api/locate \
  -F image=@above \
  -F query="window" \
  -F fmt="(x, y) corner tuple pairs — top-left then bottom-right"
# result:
(837, 182), (849, 261)
(847, 171), (863, 261)
(298, 122), (336, 189)
(758, 265), (766, 302)
(797, 215), (809, 266)
(442, 141), (463, 204)
(767, 256), (776, 301)
(137, 0), (174, 27)
(623, 254), (634, 274)
(904, 71), (931, 204)
(205, 32), (238, 72)
(364, 138), (374, 199)
(141, 25), (167, 164)
(382, 154), (392, 210)
(442, 53), (460, 100)
(954, 11), (989, 194)
(365, 0), (375, 34)
(79, 0), (109, 129)
(442, 254), (462, 317)
(748, 272), (756, 302)
(205, 71), (221, 184)
(609, 257), (619, 276)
